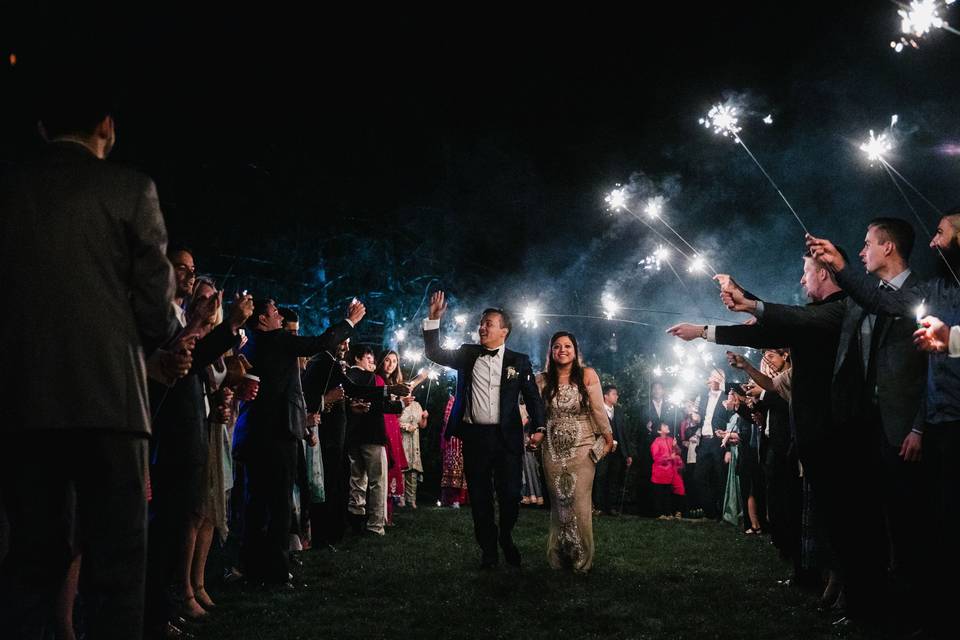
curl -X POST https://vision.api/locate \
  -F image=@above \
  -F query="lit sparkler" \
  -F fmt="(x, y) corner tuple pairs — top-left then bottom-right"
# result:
(405, 350), (422, 364)
(521, 305), (539, 328)
(644, 196), (664, 219)
(394, 328), (407, 343)
(454, 314), (468, 326)
(605, 187), (628, 211)
(652, 365), (664, 377)
(688, 255), (707, 274)
(861, 129), (892, 163)
(891, 0), (960, 53)
(915, 301), (927, 324)
(763, 114), (774, 125)
(668, 388), (685, 405)
(700, 100), (811, 235)
(601, 293), (621, 319)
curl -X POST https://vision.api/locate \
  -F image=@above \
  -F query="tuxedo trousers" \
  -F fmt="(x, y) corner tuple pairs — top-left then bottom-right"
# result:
(460, 424), (522, 556)
(0, 430), (148, 640)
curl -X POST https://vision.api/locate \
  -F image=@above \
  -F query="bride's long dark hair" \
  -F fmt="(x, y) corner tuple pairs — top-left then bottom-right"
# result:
(543, 331), (588, 408)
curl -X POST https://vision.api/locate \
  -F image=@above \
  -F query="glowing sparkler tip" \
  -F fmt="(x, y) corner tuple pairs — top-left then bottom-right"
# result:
(643, 196), (664, 219)
(428, 369), (440, 380)
(454, 314), (467, 326)
(763, 114), (773, 125)
(688, 256), (707, 274)
(405, 350), (422, 363)
(668, 389), (685, 405)
(601, 293), (621, 319)
(652, 366), (663, 377)
(701, 103), (742, 139)
(521, 305), (539, 328)
(860, 128), (892, 163)
(915, 302), (927, 322)
(394, 328), (407, 342)
(605, 187), (628, 211)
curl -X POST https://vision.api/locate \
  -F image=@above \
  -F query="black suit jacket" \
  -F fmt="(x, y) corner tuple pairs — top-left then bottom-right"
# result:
(714, 290), (847, 460)
(761, 273), (926, 447)
(696, 392), (733, 438)
(237, 320), (353, 448)
(755, 389), (792, 457)
(423, 328), (545, 454)
(608, 406), (636, 460)
(1, 142), (178, 434)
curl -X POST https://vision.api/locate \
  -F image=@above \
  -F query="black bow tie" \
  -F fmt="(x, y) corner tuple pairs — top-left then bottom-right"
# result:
(480, 348), (499, 358)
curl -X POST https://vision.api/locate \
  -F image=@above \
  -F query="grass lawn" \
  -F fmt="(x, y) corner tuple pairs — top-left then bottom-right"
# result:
(202, 505), (863, 640)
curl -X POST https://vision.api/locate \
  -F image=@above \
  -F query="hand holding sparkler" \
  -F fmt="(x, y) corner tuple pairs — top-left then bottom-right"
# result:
(805, 234), (846, 271)
(346, 298), (366, 325)
(666, 323), (707, 341)
(428, 291), (448, 320)
(913, 315), (951, 352)
(714, 274), (757, 314)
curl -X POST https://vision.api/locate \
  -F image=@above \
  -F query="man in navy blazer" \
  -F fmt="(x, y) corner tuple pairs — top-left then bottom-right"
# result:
(423, 292), (545, 568)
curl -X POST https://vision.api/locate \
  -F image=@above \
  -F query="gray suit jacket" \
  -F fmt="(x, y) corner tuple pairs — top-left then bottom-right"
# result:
(0, 142), (177, 434)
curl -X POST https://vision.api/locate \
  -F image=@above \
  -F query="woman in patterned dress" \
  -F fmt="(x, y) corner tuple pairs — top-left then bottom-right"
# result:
(536, 332), (613, 573)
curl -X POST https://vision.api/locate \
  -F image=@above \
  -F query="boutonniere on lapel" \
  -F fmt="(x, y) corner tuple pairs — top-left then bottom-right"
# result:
(506, 366), (519, 380)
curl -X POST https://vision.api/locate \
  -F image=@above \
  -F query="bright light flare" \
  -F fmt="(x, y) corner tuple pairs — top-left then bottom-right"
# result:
(652, 366), (664, 377)
(861, 129), (892, 163)
(700, 103), (741, 139)
(668, 388), (685, 405)
(521, 305), (539, 328)
(891, 0), (954, 52)
(763, 114), (774, 125)
(680, 368), (696, 382)
(644, 196), (664, 219)
(442, 337), (458, 350)
(688, 255), (707, 273)
(454, 314), (468, 326)
(394, 328), (407, 342)
(915, 302), (927, 323)
(405, 350), (422, 363)
(605, 187), (628, 211)
(601, 293), (621, 319)
(428, 369), (440, 381)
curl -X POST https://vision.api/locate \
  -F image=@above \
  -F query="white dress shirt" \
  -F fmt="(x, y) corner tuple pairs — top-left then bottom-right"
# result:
(702, 390), (721, 437)
(423, 318), (504, 424)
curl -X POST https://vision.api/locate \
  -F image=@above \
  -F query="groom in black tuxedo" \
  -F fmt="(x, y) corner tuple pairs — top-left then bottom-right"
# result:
(423, 292), (546, 568)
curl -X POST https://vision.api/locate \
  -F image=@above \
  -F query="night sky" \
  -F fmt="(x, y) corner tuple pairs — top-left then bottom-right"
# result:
(3, 2), (958, 370)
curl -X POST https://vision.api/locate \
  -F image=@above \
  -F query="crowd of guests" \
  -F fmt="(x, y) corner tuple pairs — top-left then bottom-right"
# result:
(2, 90), (958, 640)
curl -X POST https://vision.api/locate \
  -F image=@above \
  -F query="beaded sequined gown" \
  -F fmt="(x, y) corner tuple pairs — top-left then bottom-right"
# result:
(537, 378), (612, 573)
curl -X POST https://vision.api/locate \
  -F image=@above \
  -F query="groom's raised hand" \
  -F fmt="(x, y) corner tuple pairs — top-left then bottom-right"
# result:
(429, 291), (448, 320)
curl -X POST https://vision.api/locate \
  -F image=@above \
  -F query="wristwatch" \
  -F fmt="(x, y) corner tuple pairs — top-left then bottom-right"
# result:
(700, 325), (708, 340)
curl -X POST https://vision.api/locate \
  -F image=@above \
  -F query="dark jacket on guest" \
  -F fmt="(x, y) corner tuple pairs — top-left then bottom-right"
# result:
(0, 142), (178, 435)
(343, 367), (403, 448)
(235, 320), (353, 456)
(714, 290), (847, 461)
(761, 271), (926, 446)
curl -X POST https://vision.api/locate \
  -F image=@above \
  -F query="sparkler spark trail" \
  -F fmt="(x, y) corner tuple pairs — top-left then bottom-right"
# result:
(701, 101), (812, 235)
(601, 293), (621, 319)
(606, 187), (719, 278)
(643, 194), (718, 276)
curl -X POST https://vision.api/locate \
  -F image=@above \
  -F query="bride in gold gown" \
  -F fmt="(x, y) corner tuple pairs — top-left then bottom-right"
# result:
(535, 331), (614, 573)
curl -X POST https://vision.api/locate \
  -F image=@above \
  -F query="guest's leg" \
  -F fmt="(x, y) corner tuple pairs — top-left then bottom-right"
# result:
(191, 519), (216, 608)
(404, 472), (417, 508)
(263, 439), (297, 583)
(76, 433), (149, 640)
(363, 445), (388, 535)
(592, 457), (609, 512)
(0, 432), (74, 636)
(55, 553), (81, 640)
(346, 448), (368, 518)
